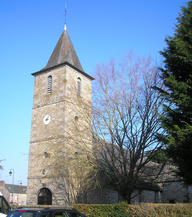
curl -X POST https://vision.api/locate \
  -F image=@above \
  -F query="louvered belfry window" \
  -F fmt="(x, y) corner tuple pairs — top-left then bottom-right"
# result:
(47, 75), (52, 94)
(77, 77), (81, 96)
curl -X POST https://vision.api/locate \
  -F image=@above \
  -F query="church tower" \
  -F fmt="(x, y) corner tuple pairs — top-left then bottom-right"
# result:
(27, 24), (94, 205)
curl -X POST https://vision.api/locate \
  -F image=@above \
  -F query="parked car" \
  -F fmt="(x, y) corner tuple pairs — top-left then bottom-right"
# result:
(7, 207), (87, 217)
(0, 192), (11, 217)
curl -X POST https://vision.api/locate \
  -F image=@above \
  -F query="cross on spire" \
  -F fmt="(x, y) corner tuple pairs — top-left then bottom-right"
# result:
(64, 3), (68, 30)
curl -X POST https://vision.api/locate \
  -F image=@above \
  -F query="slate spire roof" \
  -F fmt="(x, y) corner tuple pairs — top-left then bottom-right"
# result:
(44, 24), (84, 72)
(33, 25), (94, 80)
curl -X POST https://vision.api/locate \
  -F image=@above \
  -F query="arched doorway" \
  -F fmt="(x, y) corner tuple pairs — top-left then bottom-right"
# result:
(38, 188), (52, 205)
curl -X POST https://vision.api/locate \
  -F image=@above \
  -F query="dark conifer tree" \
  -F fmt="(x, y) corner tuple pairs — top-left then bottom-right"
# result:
(157, 1), (192, 185)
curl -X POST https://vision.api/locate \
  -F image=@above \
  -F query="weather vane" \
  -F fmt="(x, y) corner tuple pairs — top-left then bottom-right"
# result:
(64, 3), (68, 25)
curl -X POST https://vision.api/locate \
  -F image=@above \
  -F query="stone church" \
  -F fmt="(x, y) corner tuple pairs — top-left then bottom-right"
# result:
(27, 23), (192, 205)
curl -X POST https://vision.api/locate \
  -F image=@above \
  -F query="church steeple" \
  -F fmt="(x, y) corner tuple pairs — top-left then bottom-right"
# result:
(32, 25), (94, 80)
(41, 4), (85, 73)
(37, 3), (81, 72)
(28, 8), (94, 205)
(44, 28), (84, 72)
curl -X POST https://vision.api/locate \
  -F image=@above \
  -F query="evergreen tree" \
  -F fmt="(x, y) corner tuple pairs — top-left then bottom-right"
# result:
(157, 1), (192, 185)
(146, 149), (168, 164)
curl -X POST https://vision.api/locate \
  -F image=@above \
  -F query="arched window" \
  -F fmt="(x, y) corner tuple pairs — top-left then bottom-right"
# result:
(38, 188), (52, 205)
(77, 77), (81, 96)
(47, 76), (52, 94)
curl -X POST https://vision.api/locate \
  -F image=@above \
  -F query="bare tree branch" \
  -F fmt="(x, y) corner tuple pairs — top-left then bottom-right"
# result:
(43, 51), (167, 204)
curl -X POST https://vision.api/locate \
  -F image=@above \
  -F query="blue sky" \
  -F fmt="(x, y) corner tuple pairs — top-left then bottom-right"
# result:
(0, 0), (187, 186)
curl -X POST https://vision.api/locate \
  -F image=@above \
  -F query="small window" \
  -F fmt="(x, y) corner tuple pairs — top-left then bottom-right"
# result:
(77, 77), (81, 96)
(139, 191), (142, 202)
(47, 76), (52, 94)
(44, 152), (50, 158)
(74, 116), (78, 125)
(155, 192), (158, 203)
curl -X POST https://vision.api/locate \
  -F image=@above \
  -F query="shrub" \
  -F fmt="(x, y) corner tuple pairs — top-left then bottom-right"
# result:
(136, 203), (192, 217)
(73, 203), (192, 217)
(11, 202), (192, 217)
(73, 202), (136, 217)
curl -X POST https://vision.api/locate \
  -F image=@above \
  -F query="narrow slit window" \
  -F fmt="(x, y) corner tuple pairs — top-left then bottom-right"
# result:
(74, 116), (78, 125)
(77, 77), (81, 96)
(47, 75), (52, 94)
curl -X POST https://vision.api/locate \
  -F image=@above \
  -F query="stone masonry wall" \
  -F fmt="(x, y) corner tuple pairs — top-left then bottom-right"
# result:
(131, 189), (162, 204)
(163, 181), (192, 203)
(27, 64), (92, 205)
(81, 187), (162, 204)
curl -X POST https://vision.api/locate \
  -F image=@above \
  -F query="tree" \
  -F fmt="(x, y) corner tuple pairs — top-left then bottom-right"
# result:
(90, 52), (166, 203)
(0, 159), (4, 170)
(155, 1), (192, 185)
(146, 149), (168, 164)
(56, 51), (166, 204)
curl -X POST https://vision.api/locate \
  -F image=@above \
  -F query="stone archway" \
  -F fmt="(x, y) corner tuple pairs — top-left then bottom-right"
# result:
(38, 188), (52, 205)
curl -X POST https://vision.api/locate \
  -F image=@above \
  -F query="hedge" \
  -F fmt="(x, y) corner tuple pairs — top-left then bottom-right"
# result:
(73, 202), (192, 217)
(73, 202), (135, 216)
(11, 202), (192, 217)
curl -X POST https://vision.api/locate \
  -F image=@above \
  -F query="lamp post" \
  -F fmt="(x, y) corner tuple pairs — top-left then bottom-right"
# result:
(9, 169), (14, 204)
(17, 180), (22, 204)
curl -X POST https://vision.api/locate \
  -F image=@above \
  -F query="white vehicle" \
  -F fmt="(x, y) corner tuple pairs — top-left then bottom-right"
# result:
(0, 192), (11, 217)
(0, 213), (6, 217)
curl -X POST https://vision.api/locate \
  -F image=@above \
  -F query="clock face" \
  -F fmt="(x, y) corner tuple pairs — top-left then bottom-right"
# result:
(43, 115), (51, 125)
